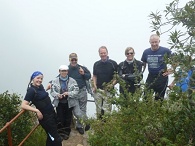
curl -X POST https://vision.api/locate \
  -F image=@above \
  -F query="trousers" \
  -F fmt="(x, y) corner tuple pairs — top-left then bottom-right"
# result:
(146, 73), (168, 100)
(39, 110), (62, 146)
(56, 102), (73, 136)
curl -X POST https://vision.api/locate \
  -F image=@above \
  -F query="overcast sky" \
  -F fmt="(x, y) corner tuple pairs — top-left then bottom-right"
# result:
(0, 0), (187, 116)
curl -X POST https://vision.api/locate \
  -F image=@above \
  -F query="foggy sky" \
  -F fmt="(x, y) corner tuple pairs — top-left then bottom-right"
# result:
(0, 0), (185, 116)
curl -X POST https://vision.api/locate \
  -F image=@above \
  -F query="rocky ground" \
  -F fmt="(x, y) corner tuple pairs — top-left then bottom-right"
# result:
(62, 128), (90, 146)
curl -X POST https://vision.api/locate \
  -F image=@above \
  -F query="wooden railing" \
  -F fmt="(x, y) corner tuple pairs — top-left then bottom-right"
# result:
(0, 109), (39, 146)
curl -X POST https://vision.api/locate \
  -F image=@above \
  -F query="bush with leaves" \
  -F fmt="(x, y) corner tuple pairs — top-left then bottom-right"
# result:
(88, 0), (195, 145)
(0, 91), (44, 146)
(88, 75), (195, 145)
(23, 126), (46, 146)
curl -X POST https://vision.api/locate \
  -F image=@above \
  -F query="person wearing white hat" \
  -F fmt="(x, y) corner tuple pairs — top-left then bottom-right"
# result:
(50, 65), (79, 140)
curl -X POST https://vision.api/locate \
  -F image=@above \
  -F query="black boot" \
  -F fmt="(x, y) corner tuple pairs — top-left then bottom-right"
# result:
(76, 127), (84, 135)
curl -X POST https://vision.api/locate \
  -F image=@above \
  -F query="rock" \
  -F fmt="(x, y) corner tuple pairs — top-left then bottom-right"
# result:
(62, 128), (89, 146)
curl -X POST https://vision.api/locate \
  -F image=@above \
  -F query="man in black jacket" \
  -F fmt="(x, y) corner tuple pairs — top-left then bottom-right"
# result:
(93, 46), (118, 119)
(118, 47), (143, 95)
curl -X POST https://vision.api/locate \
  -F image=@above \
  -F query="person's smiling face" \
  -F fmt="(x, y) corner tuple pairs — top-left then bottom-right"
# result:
(32, 74), (43, 87)
(150, 35), (160, 51)
(59, 69), (68, 78)
(126, 49), (135, 61)
(70, 58), (78, 66)
(99, 48), (108, 61)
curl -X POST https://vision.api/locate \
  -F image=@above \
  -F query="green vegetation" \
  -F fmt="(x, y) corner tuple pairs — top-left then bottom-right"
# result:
(0, 91), (31, 145)
(89, 91), (195, 145)
(23, 126), (46, 146)
(0, 91), (46, 146)
(88, 0), (195, 145)
(1, 0), (194, 145)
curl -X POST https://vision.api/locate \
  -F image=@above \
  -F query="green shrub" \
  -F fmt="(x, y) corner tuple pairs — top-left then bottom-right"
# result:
(88, 0), (195, 145)
(0, 91), (32, 145)
(88, 89), (195, 146)
(0, 91), (46, 146)
(24, 126), (46, 146)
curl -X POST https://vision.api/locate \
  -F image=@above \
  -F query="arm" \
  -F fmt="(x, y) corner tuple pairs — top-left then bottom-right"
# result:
(46, 83), (52, 91)
(135, 61), (144, 82)
(112, 62), (118, 85)
(21, 100), (43, 120)
(142, 62), (146, 73)
(121, 61), (143, 82)
(168, 79), (175, 89)
(118, 67), (122, 77)
(50, 80), (61, 99)
(79, 66), (91, 80)
(92, 75), (97, 92)
(111, 79), (117, 86)
(163, 49), (173, 76)
(67, 79), (79, 98)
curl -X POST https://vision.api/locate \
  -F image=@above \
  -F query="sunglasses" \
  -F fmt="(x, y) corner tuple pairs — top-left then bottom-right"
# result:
(126, 52), (134, 55)
(71, 59), (77, 62)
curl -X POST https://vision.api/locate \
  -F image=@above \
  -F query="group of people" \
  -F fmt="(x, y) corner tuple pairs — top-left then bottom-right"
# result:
(21, 34), (182, 146)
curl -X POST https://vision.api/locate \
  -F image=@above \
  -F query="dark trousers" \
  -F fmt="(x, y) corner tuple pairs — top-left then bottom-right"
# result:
(119, 81), (138, 96)
(39, 110), (62, 146)
(56, 102), (73, 135)
(146, 73), (168, 100)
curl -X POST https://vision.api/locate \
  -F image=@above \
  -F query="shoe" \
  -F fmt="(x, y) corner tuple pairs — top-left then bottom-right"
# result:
(63, 134), (69, 140)
(59, 133), (69, 140)
(76, 127), (84, 135)
(85, 124), (90, 131)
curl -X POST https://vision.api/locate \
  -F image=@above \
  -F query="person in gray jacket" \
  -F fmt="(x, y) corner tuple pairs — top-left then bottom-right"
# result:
(68, 53), (91, 134)
(50, 65), (79, 140)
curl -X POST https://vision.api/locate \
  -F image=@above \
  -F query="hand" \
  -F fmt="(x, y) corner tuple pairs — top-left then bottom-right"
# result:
(168, 83), (174, 89)
(105, 83), (114, 91)
(162, 71), (169, 77)
(57, 94), (63, 99)
(36, 110), (43, 120)
(79, 67), (84, 75)
(62, 92), (68, 96)
(46, 83), (52, 91)
(93, 86), (97, 93)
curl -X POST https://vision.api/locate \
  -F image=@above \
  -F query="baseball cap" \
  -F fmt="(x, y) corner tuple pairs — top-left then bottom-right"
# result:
(59, 65), (69, 70)
(69, 53), (78, 60)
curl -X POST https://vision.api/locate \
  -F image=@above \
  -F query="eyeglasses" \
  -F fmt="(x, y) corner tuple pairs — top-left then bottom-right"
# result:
(126, 52), (134, 55)
(60, 70), (68, 72)
(71, 59), (77, 62)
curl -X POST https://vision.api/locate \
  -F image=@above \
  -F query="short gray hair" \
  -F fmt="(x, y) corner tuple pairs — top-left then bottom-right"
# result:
(98, 46), (108, 53)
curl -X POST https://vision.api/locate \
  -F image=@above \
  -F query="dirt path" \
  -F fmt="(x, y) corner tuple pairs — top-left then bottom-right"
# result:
(62, 128), (89, 146)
